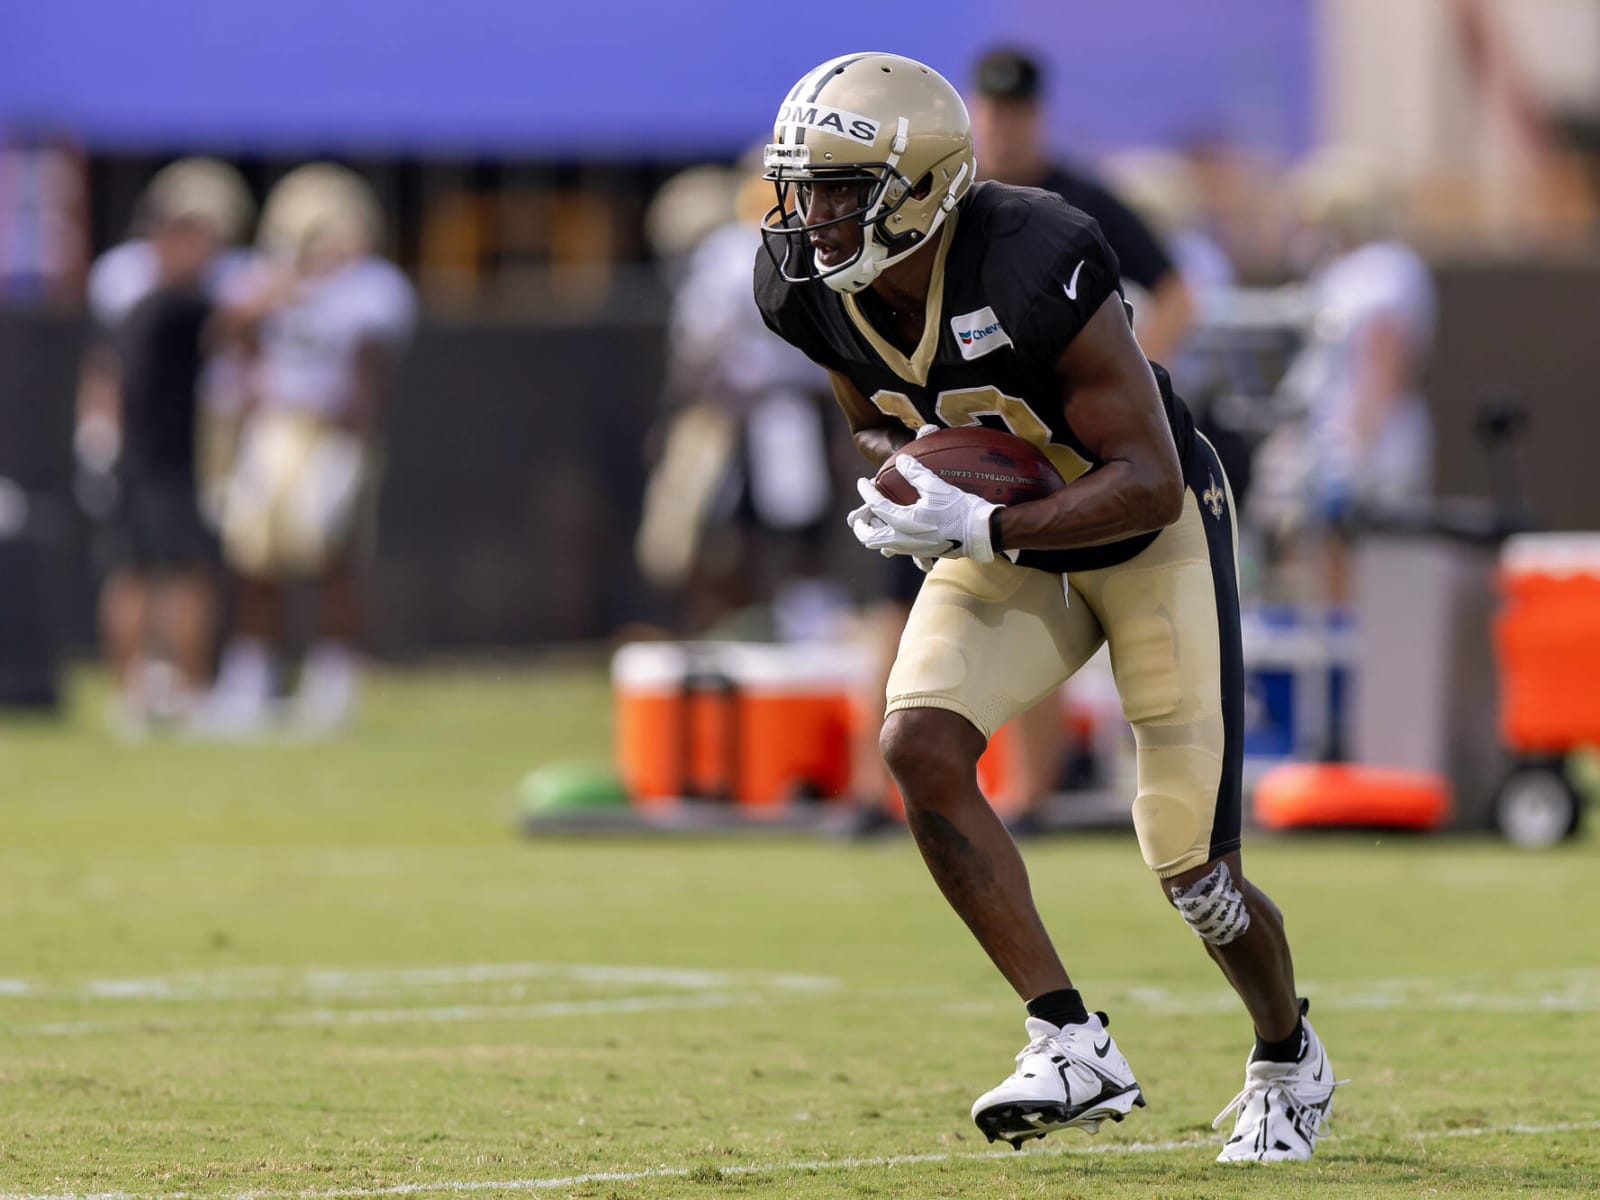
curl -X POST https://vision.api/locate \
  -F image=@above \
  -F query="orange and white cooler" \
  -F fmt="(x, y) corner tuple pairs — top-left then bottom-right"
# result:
(614, 639), (1128, 820)
(1496, 534), (1600, 754)
(612, 641), (862, 810)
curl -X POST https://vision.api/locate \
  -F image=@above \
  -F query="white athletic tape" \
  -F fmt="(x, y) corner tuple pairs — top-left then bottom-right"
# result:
(1169, 861), (1251, 945)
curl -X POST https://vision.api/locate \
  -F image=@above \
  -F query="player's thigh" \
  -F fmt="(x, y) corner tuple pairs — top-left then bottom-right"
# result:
(225, 411), (367, 579)
(886, 556), (1103, 738)
(1076, 473), (1241, 877)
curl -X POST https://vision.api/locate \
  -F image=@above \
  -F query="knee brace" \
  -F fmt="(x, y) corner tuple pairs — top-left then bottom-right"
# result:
(1128, 723), (1223, 874)
(1169, 860), (1250, 946)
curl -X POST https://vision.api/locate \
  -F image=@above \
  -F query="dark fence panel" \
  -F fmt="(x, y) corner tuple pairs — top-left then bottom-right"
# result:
(1426, 257), (1600, 532)
(368, 318), (666, 651)
(0, 309), (81, 491)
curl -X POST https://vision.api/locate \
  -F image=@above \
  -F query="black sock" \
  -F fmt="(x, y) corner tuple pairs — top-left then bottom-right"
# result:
(1026, 988), (1089, 1029)
(1254, 1017), (1306, 1064)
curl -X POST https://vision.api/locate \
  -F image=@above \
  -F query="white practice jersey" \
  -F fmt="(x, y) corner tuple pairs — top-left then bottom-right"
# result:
(670, 221), (832, 531)
(1294, 239), (1437, 506)
(254, 257), (416, 419)
(667, 221), (824, 411)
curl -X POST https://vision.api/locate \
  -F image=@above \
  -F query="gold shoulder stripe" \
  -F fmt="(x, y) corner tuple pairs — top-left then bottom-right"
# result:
(842, 209), (958, 388)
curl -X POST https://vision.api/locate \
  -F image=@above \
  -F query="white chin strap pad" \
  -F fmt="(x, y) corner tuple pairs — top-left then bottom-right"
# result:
(821, 242), (888, 293)
(1169, 861), (1252, 946)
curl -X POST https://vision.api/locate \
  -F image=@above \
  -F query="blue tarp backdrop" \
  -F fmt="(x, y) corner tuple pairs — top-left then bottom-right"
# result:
(0, 0), (1311, 157)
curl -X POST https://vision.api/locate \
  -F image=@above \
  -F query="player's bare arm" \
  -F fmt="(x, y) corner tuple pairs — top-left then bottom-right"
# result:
(75, 343), (123, 447)
(995, 294), (1184, 552)
(829, 371), (913, 467)
(1349, 314), (1410, 446)
(210, 260), (296, 350)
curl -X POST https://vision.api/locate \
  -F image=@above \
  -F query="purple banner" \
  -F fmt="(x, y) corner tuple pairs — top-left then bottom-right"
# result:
(0, 0), (1311, 157)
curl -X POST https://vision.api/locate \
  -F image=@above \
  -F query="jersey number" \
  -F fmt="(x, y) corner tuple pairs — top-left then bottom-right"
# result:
(870, 386), (1091, 483)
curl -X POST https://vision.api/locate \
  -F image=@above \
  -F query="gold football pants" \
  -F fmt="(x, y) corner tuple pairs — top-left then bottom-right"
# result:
(886, 438), (1243, 877)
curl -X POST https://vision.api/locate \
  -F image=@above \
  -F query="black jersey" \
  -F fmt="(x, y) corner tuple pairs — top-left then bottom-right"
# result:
(755, 179), (1196, 574)
(116, 284), (212, 483)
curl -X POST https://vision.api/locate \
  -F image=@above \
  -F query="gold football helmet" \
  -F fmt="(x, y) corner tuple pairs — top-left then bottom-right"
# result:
(258, 163), (381, 266)
(762, 52), (975, 293)
(140, 158), (255, 244)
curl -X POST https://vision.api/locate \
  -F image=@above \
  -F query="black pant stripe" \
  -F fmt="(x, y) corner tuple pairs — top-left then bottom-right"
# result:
(1189, 434), (1244, 862)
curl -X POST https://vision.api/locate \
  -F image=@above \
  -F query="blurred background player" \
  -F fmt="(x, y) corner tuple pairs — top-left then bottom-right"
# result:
(1101, 147), (1240, 396)
(969, 47), (1196, 363)
(636, 156), (846, 642)
(201, 164), (415, 736)
(76, 158), (254, 733)
(1099, 147), (1264, 551)
(1252, 148), (1439, 604)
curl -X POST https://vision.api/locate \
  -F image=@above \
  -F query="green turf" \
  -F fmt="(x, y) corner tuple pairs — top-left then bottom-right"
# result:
(2, 665), (1597, 1198)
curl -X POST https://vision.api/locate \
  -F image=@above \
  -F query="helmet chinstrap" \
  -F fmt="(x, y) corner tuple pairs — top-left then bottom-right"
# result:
(758, 161), (919, 288)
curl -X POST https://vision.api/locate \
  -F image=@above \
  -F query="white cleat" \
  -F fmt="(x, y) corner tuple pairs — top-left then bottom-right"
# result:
(289, 641), (358, 736)
(1214, 1003), (1342, 1162)
(972, 1013), (1145, 1149)
(186, 688), (274, 740)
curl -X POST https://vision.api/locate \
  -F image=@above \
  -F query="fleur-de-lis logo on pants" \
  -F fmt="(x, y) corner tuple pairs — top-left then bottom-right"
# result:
(1202, 475), (1226, 519)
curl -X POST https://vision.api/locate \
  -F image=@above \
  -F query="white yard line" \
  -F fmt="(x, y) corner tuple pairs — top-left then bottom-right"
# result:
(0, 963), (837, 1003)
(15, 992), (744, 1037)
(2, 1119), (1596, 1200)
(5, 963), (1596, 1010)
(279, 993), (742, 1026)
(9, 962), (1600, 1037)
(1101, 975), (1600, 1014)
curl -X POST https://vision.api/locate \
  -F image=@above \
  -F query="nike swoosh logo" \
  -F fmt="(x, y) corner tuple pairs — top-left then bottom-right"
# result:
(1063, 260), (1084, 301)
(937, 538), (961, 556)
(1312, 1055), (1325, 1082)
(1093, 1038), (1112, 1058)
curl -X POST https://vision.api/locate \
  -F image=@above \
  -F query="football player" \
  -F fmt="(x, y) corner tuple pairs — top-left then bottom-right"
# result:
(78, 158), (255, 733)
(970, 47), (1195, 364)
(755, 54), (1339, 1162)
(1256, 148), (1437, 603)
(202, 164), (414, 736)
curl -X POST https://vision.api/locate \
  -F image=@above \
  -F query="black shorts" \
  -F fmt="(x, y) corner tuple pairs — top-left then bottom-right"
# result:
(102, 475), (218, 572)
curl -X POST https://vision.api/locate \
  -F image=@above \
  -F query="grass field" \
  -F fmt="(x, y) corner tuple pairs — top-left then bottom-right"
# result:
(2, 664), (1598, 1198)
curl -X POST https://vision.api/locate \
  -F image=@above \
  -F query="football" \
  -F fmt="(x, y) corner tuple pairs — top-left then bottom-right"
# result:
(874, 426), (1065, 506)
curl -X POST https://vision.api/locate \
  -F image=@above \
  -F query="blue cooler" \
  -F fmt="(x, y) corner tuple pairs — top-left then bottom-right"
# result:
(1241, 604), (1355, 771)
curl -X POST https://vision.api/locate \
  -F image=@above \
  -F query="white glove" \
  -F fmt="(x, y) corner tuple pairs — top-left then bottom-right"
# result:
(906, 426), (941, 573)
(847, 453), (999, 563)
(844, 427), (936, 560)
